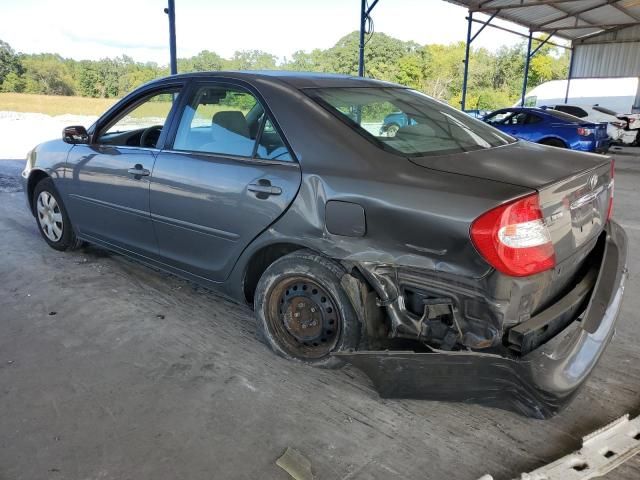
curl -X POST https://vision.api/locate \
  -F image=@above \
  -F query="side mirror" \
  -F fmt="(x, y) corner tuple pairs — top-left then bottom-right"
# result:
(62, 125), (89, 144)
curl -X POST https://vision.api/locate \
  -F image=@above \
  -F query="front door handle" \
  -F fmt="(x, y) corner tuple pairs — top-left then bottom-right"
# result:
(127, 164), (150, 177)
(248, 183), (282, 196)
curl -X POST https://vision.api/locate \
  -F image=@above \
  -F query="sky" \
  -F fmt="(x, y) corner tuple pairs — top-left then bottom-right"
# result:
(0, 0), (556, 65)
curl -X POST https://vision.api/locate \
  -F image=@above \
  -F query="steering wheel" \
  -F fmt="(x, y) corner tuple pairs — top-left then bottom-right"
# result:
(140, 125), (163, 148)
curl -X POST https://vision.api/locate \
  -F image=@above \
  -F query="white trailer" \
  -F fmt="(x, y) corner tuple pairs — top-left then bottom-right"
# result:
(521, 77), (640, 114)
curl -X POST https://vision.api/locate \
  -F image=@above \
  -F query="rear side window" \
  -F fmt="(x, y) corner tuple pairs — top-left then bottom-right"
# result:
(172, 85), (292, 161)
(308, 87), (513, 157)
(255, 118), (292, 161)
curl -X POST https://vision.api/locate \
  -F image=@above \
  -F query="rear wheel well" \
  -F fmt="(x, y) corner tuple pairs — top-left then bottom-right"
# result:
(539, 137), (567, 148)
(243, 243), (306, 305)
(27, 170), (50, 215)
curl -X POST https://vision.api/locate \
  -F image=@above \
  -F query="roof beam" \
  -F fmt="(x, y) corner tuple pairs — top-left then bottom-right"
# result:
(572, 21), (640, 40)
(537, 21), (640, 31)
(611, 1), (640, 22)
(469, 17), (571, 48)
(538, 0), (619, 28)
(472, 0), (584, 13)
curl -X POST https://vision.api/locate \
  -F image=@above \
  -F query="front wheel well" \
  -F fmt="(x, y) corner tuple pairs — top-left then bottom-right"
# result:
(243, 243), (307, 305)
(27, 170), (50, 215)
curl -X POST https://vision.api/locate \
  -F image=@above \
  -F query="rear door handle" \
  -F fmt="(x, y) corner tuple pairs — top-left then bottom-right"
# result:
(248, 183), (282, 196)
(128, 164), (150, 177)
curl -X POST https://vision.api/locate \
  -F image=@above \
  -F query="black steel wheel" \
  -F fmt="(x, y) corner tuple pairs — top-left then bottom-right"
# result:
(254, 250), (361, 368)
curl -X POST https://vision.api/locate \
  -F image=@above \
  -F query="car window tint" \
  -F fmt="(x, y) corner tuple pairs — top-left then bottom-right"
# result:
(98, 90), (179, 148)
(510, 113), (528, 125)
(309, 87), (513, 157)
(173, 86), (259, 157)
(545, 109), (584, 122)
(525, 114), (542, 124)
(552, 105), (586, 118)
(255, 118), (292, 161)
(485, 111), (514, 125)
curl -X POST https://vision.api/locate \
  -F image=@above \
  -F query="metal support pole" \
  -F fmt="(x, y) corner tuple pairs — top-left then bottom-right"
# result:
(165, 0), (177, 75)
(521, 31), (533, 107)
(358, 0), (366, 77)
(461, 12), (473, 111)
(530, 31), (556, 57)
(564, 47), (574, 104)
(358, 0), (380, 77)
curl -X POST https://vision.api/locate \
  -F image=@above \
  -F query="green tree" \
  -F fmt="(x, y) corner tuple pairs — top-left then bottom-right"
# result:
(178, 50), (224, 72)
(21, 54), (74, 95)
(228, 50), (277, 70)
(0, 39), (22, 85)
(1, 71), (25, 92)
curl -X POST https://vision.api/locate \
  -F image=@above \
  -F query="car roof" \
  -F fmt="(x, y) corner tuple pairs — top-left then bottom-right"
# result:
(490, 106), (591, 123)
(147, 70), (402, 89)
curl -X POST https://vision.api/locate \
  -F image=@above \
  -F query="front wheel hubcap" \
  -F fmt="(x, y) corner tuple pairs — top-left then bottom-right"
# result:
(37, 191), (63, 242)
(267, 277), (341, 360)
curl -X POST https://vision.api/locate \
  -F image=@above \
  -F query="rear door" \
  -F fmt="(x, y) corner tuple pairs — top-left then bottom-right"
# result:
(149, 81), (301, 282)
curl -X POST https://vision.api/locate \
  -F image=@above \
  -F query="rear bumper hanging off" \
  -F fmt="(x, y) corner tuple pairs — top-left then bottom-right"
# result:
(336, 221), (628, 419)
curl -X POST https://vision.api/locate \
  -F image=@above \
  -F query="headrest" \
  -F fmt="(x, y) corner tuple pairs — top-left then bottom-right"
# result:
(212, 111), (249, 138)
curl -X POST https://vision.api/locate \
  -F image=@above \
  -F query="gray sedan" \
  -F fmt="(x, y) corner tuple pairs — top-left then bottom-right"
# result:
(22, 72), (627, 418)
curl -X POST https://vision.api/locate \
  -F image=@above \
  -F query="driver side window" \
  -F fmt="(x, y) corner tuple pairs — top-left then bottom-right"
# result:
(97, 89), (180, 148)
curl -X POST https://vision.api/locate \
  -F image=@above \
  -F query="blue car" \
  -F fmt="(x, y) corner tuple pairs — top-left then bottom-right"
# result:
(483, 107), (609, 153)
(379, 112), (416, 136)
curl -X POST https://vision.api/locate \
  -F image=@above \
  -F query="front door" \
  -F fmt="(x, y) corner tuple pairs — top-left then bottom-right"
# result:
(150, 82), (301, 282)
(65, 87), (181, 258)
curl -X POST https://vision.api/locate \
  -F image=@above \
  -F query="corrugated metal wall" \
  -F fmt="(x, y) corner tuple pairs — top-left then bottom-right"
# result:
(572, 25), (640, 78)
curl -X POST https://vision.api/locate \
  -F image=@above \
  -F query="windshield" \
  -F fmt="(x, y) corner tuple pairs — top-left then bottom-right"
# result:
(307, 87), (514, 157)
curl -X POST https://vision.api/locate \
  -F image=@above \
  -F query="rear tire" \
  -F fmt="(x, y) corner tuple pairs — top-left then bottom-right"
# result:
(539, 138), (566, 148)
(254, 250), (361, 368)
(33, 177), (83, 251)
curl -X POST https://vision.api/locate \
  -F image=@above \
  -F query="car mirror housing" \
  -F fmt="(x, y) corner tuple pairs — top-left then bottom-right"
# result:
(62, 125), (89, 144)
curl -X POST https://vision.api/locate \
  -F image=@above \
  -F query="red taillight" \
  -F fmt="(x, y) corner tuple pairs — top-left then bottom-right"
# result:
(607, 159), (615, 221)
(470, 193), (555, 277)
(577, 127), (593, 137)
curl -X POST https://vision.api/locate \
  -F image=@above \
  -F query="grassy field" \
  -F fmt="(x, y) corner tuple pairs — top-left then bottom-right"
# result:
(0, 93), (119, 116)
(0, 93), (248, 121)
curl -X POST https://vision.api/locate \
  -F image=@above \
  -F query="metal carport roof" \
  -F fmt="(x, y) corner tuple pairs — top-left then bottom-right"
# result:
(446, 0), (640, 41)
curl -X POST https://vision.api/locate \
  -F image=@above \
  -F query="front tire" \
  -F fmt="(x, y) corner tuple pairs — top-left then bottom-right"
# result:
(254, 250), (361, 368)
(33, 177), (82, 251)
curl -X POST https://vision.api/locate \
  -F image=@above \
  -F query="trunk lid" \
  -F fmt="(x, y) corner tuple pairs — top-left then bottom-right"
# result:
(538, 161), (611, 263)
(594, 122), (608, 139)
(409, 141), (612, 264)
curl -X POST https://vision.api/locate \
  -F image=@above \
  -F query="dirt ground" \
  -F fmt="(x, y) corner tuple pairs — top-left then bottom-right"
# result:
(0, 149), (639, 480)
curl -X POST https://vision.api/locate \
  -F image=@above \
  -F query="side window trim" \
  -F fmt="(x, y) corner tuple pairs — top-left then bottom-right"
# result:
(93, 83), (184, 150)
(164, 79), (297, 164)
(252, 114), (267, 158)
